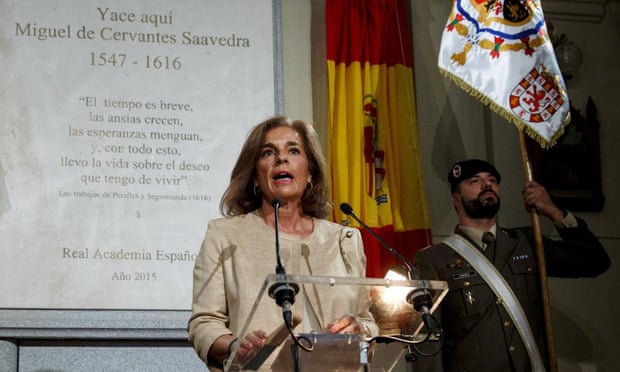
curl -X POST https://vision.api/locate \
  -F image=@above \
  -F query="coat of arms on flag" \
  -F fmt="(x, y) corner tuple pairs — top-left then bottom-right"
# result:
(438, 0), (571, 148)
(510, 66), (565, 123)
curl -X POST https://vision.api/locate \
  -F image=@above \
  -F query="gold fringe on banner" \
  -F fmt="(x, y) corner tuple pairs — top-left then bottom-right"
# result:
(438, 67), (571, 149)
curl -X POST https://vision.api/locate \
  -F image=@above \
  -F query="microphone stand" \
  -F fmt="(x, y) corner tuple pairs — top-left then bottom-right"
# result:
(339, 203), (442, 359)
(268, 198), (299, 328)
(267, 198), (312, 355)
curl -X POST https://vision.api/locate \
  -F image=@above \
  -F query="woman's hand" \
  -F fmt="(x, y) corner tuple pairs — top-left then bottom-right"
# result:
(326, 314), (368, 336)
(234, 329), (269, 362)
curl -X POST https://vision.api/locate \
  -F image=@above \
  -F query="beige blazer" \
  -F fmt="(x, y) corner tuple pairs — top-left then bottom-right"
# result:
(188, 212), (377, 367)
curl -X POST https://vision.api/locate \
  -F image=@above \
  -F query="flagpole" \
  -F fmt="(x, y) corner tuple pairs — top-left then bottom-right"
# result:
(518, 128), (558, 372)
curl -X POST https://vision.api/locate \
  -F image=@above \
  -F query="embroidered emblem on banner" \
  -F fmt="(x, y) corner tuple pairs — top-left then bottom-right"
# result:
(509, 66), (564, 123)
(445, 0), (542, 64)
(437, 0), (571, 147)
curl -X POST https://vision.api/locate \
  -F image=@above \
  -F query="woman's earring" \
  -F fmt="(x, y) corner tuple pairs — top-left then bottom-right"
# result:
(253, 185), (261, 196)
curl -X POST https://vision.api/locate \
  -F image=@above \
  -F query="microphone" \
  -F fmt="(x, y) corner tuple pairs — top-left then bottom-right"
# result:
(272, 198), (285, 275)
(340, 203), (414, 276)
(268, 198), (299, 327)
(339, 202), (435, 332)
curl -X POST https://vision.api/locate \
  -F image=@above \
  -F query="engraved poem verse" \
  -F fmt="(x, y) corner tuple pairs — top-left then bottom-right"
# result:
(0, 0), (275, 309)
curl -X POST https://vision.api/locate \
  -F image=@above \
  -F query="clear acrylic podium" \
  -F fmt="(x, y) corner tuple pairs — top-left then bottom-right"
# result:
(224, 274), (448, 372)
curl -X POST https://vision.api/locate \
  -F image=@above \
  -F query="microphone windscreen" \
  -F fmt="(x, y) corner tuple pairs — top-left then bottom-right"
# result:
(271, 198), (281, 208)
(340, 203), (353, 215)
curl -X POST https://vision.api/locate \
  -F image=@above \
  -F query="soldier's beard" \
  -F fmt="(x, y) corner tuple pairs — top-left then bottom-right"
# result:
(462, 190), (500, 219)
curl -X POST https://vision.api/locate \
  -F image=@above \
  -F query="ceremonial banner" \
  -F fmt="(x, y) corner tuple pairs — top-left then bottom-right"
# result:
(326, 0), (432, 278)
(438, 0), (570, 147)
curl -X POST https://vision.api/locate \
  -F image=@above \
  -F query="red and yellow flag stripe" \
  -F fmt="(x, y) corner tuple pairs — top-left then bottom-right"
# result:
(326, 0), (432, 277)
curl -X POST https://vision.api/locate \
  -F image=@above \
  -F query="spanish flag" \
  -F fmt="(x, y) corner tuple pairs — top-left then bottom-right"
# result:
(326, 0), (432, 278)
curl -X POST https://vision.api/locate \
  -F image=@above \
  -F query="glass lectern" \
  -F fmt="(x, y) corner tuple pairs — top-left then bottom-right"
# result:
(224, 274), (448, 372)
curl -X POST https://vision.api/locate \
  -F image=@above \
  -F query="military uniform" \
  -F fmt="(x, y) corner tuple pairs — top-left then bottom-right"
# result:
(413, 217), (610, 372)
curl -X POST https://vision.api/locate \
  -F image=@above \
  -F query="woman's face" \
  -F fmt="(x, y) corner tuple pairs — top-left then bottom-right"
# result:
(255, 126), (312, 205)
